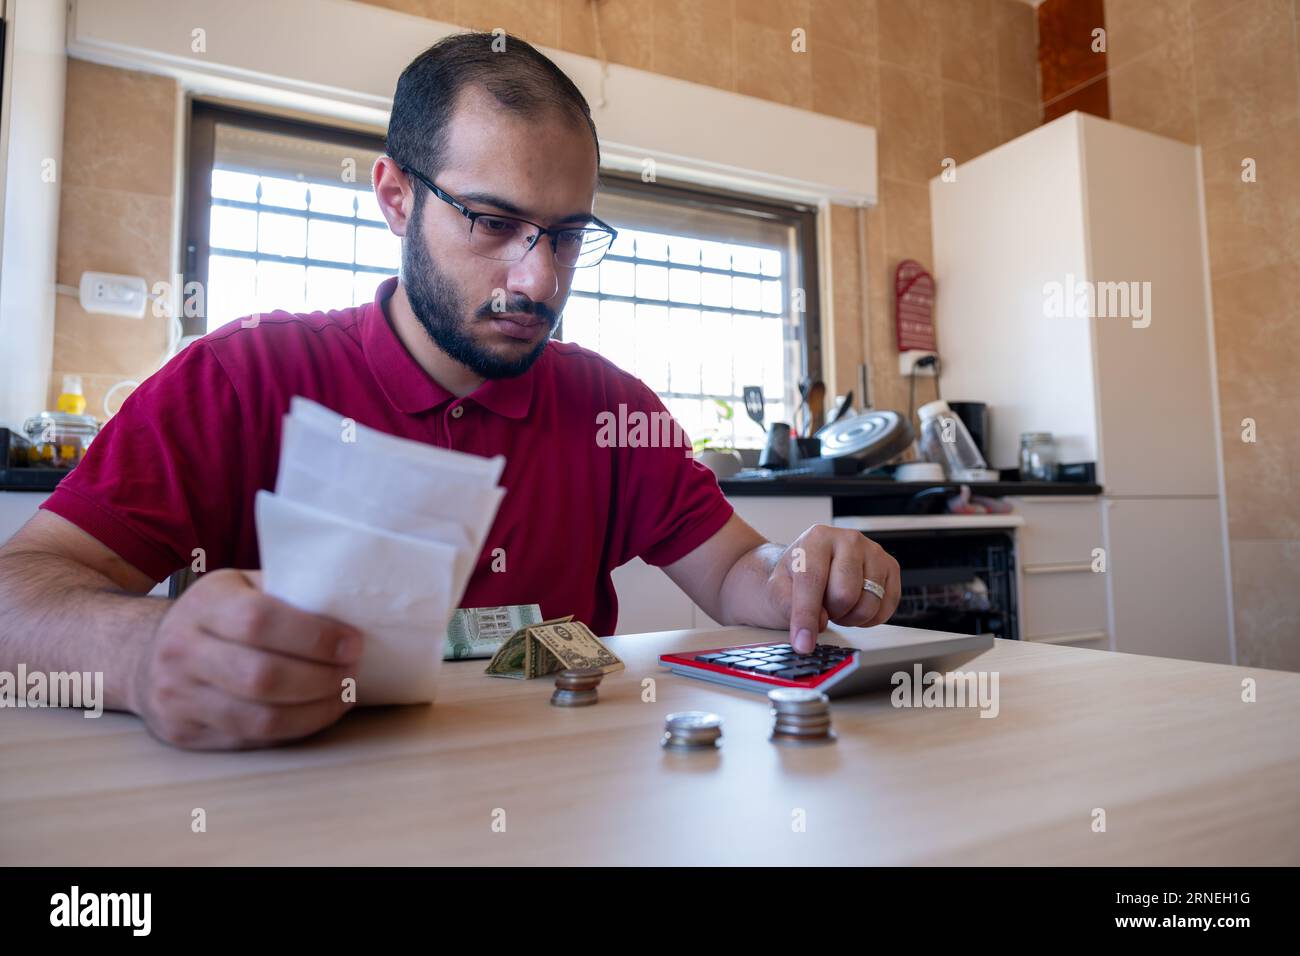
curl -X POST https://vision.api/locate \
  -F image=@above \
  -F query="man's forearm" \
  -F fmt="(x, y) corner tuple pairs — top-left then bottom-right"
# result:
(715, 541), (787, 628)
(0, 548), (167, 713)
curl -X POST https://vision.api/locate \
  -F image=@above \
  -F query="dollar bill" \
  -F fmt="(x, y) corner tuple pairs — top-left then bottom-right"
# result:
(444, 604), (543, 660)
(484, 616), (624, 679)
(530, 622), (624, 675)
(484, 615), (572, 679)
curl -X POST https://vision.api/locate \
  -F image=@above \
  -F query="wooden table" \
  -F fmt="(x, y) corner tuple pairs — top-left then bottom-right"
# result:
(2, 625), (1297, 865)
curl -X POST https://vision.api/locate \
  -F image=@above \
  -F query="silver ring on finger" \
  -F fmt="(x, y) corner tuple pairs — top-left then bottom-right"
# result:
(863, 578), (886, 600)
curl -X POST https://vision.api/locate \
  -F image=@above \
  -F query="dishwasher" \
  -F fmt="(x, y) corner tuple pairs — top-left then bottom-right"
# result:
(832, 514), (1023, 641)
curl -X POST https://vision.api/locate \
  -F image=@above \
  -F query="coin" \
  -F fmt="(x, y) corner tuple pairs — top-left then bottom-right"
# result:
(771, 713), (833, 730)
(767, 688), (830, 715)
(768, 690), (835, 744)
(551, 668), (602, 706)
(662, 711), (723, 749)
(554, 668), (603, 690)
(767, 688), (825, 704)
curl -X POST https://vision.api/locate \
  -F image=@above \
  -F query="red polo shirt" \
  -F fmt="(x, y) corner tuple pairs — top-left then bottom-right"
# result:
(41, 276), (733, 636)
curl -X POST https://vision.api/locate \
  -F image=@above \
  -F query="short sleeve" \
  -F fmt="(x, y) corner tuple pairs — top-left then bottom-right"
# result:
(612, 380), (734, 568)
(40, 342), (247, 583)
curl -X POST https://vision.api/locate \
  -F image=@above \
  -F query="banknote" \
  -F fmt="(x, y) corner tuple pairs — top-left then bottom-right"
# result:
(530, 621), (624, 675)
(444, 604), (544, 660)
(484, 617), (624, 679)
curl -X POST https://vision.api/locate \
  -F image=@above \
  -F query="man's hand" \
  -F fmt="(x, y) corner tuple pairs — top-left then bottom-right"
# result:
(664, 515), (902, 652)
(129, 569), (363, 750)
(764, 525), (901, 653)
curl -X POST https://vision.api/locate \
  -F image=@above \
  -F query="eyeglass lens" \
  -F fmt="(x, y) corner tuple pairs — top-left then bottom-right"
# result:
(469, 216), (612, 268)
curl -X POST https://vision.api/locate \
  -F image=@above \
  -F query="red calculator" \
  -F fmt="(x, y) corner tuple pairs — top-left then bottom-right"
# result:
(658, 628), (993, 699)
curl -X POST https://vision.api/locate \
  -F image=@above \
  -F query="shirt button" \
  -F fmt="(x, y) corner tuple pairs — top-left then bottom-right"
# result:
(451, 406), (464, 419)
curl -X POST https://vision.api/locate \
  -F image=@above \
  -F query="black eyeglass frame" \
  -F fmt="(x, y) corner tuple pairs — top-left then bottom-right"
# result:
(399, 163), (618, 268)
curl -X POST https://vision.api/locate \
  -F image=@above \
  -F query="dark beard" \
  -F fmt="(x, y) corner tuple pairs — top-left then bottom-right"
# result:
(402, 203), (558, 380)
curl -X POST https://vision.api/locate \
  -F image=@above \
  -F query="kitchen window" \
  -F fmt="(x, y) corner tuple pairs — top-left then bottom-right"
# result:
(184, 106), (821, 446)
(184, 103), (396, 336)
(577, 175), (820, 448)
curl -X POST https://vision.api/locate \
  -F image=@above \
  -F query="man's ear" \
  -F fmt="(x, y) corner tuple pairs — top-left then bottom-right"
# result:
(372, 156), (412, 237)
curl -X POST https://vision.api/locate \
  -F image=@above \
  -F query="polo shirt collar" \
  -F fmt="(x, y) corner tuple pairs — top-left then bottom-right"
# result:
(363, 275), (536, 420)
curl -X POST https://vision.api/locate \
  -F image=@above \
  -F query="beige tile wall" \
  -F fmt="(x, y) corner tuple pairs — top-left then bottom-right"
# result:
(50, 59), (178, 420)
(1105, 0), (1300, 670)
(359, 0), (1041, 413)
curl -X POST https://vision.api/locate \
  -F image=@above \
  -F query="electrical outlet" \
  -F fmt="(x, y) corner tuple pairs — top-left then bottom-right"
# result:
(79, 272), (148, 318)
(899, 350), (938, 376)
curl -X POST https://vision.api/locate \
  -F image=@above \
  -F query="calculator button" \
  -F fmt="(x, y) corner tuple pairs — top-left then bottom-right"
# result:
(755, 663), (788, 674)
(695, 653), (728, 662)
(713, 656), (745, 665)
(776, 667), (822, 679)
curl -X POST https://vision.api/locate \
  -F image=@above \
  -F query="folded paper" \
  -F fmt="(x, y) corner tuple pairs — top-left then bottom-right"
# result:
(256, 397), (506, 705)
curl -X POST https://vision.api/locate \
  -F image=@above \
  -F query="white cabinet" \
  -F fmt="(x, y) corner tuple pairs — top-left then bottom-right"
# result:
(1008, 495), (1109, 647)
(0, 490), (50, 543)
(610, 559), (695, 636)
(611, 495), (832, 635)
(1104, 498), (1232, 663)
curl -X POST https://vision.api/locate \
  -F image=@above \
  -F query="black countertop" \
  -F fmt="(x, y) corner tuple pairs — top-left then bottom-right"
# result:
(719, 477), (1102, 498)
(0, 469), (67, 493)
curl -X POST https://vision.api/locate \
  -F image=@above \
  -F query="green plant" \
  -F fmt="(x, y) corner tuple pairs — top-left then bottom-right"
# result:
(691, 399), (737, 454)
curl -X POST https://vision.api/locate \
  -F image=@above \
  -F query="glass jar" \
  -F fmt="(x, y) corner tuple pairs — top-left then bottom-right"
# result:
(1019, 432), (1057, 482)
(22, 412), (100, 469)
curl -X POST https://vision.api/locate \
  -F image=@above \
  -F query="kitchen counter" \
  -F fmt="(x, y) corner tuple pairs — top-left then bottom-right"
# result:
(0, 469), (66, 493)
(719, 477), (1102, 497)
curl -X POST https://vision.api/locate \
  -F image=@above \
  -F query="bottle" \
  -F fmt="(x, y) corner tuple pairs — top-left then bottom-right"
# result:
(917, 399), (988, 480)
(55, 375), (86, 416)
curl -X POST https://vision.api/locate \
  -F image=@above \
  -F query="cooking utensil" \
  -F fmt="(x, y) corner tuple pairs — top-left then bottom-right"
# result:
(794, 377), (825, 438)
(803, 381), (825, 437)
(818, 410), (914, 468)
(824, 391), (853, 431)
(758, 422), (792, 469)
(743, 386), (766, 431)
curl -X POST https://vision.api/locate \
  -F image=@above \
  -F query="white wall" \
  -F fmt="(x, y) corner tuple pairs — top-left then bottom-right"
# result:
(0, 0), (67, 429)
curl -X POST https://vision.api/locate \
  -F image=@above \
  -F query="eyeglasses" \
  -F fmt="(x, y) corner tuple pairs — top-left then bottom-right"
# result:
(400, 164), (618, 269)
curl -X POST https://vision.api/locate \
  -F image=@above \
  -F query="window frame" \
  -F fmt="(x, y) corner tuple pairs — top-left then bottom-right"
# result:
(181, 100), (389, 338)
(588, 170), (824, 399)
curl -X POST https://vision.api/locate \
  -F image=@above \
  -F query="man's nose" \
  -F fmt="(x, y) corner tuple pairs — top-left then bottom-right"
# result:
(506, 234), (561, 304)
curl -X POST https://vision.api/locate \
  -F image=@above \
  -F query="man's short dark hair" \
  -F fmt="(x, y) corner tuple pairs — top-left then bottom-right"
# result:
(386, 31), (600, 202)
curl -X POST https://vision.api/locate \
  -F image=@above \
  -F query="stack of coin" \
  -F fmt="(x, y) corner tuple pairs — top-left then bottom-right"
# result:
(768, 688), (835, 745)
(550, 668), (603, 707)
(661, 711), (723, 750)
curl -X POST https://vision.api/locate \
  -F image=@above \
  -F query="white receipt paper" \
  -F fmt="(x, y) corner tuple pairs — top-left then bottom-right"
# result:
(255, 397), (506, 705)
